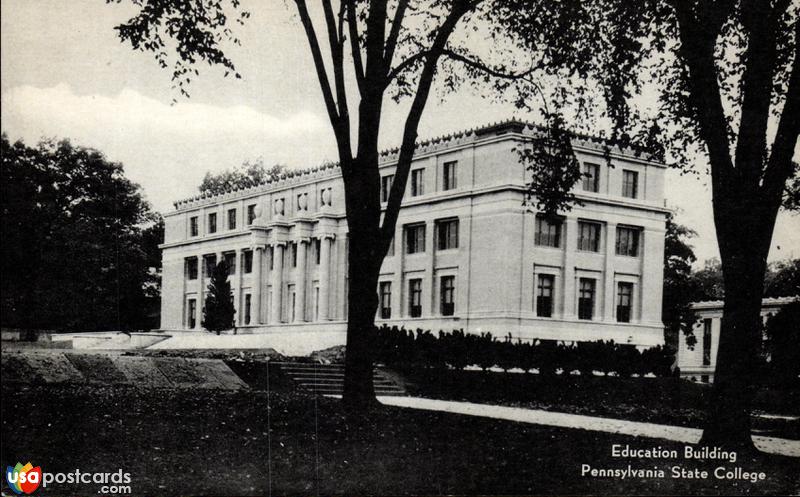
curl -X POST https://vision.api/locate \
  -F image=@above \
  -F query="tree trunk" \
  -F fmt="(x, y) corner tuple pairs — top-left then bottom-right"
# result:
(700, 203), (776, 452)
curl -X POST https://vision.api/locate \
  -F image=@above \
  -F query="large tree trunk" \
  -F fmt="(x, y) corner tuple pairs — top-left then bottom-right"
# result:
(700, 200), (778, 451)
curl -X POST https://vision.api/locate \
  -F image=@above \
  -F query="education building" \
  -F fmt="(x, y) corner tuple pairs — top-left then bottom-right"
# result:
(160, 120), (669, 346)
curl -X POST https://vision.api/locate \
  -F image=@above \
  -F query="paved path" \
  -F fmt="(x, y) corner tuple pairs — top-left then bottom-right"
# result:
(377, 396), (800, 458)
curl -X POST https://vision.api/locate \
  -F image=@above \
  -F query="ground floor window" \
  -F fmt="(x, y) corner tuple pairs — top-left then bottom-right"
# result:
(616, 282), (633, 323)
(702, 318), (713, 366)
(440, 276), (455, 316)
(379, 282), (392, 319)
(187, 299), (197, 329)
(409, 279), (422, 317)
(578, 278), (595, 320)
(244, 294), (252, 325)
(536, 274), (554, 317)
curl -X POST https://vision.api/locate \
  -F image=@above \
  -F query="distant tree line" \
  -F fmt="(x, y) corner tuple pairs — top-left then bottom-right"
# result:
(198, 160), (285, 195)
(1, 134), (162, 332)
(375, 326), (675, 378)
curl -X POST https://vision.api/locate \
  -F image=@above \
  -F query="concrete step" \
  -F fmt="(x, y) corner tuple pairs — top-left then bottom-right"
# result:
(276, 362), (406, 396)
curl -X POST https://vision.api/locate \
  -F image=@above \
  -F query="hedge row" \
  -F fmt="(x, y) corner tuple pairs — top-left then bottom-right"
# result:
(374, 325), (676, 377)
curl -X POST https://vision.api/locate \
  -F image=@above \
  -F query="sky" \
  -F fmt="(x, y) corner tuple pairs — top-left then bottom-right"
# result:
(2, 0), (798, 265)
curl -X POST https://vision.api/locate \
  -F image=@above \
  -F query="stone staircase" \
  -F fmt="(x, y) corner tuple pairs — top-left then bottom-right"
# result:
(277, 362), (406, 396)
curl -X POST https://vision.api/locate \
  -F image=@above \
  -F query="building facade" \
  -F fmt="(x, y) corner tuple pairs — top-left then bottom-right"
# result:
(160, 121), (669, 346)
(677, 296), (799, 383)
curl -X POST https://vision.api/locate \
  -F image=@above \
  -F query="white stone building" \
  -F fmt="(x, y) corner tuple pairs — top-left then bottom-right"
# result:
(160, 121), (669, 347)
(677, 296), (799, 383)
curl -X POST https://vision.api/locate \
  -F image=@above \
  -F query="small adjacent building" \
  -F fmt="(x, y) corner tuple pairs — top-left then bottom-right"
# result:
(677, 296), (799, 383)
(159, 120), (669, 347)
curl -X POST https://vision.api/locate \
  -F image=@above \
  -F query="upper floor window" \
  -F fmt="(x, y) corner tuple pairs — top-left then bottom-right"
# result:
(223, 252), (237, 275)
(436, 218), (459, 250)
(315, 238), (321, 265)
(227, 208), (237, 230)
(186, 257), (198, 280)
(204, 254), (217, 276)
(409, 278), (422, 317)
(290, 242), (298, 267)
(189, 216), (199, 237)
(411, 169), (424, 197)
(622, 170), (639, 199)
(578, 278), (596, 320)
(405, 223), (426, 254)
(582, 163), (600, 193)
(208, 212), (217, 234)
(243, 250), (253, 274)
(247, 204), (257, 225)
(616, 282), (633, 323)
(577, 221), (601, 252)
(443, 161), (457, 191)
(379, 282), (392, 319)
(536, 274), (554, 317)
(440, 276), (455, 316)
(535, 216), (562, 248)
(616, 226), (640, 257)
(381, 174), (394, 203)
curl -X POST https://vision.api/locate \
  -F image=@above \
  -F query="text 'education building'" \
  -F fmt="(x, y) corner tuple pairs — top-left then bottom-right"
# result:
(160, 121), (669, 346)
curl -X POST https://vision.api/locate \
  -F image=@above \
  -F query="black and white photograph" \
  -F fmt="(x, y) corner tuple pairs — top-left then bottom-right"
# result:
(1, 0), (799, 495)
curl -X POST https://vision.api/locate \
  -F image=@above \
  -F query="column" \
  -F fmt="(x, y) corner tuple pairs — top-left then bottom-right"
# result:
(425, 220), (436, 315)
(319, 235), (333, 320)
(252, 246), (263, 324)
(393, 223), (405, 318)
(271, 242), (285, 323)
(562, 218), (577, 319)
(196, 253), (205, 329)
(603, 222), (617, 321)
(294, 239), (308, 322)
(234, 248), (243, 326)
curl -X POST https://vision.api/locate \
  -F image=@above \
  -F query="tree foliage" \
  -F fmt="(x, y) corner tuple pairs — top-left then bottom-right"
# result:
(199, 160), (286, 195)
(1, 134), (161, 331)
(202, 261), (235, 334)
(662, 213), (698, 350)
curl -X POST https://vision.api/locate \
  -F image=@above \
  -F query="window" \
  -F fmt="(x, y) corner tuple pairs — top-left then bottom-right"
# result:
(204, 254), (217, 276)
(247, 204), (257, 225)
(582, 163), (599, 192)
(578, 278), (596, 320)
(411, 169), (424, 197)
(381, 174), (394, 203)
(244, 294), (252, 325)
(622, 170), (638, 199)
(227, 208), (237, 230)
(189, 216), (199, 237)
(387, 236), (394, 257)
(436, 218), (459, 250)
(187, 299), (197, 329)
(443, 161), (457, 191)
(379, 282), (392, 319)
(243, 250), (253, 274)
(224, 252), (237, 275)
(208, 212), (217, 234)
(577, 221), (601, 252)
(288, 284), (296, 322)
(440, 276), (455, 316)
(616, 226), (640, 257)
(535, 216), (561, 248)
(405, 224), (426, 254)
(617, 282), (633, 323)
(315, 238), (321, 265)
(702, 319), (712, 366)
(186, 258), (198, 280)
(536, 274), (554, 317)
(290, 242), (298, 268)
(409, 279), (422, 317)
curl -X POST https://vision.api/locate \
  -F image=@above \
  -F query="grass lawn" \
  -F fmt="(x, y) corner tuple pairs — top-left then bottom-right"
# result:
(2, 383), (798, 496)
(392, 368), (800, 440)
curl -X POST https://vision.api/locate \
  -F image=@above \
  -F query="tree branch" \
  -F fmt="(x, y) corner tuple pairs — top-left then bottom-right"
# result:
(380, 0), (479, 248)
(383, 0), (410, 76)
(387, 48), (542, 86)
(346, 0), (366, 95)
(322, 0), (353, 161)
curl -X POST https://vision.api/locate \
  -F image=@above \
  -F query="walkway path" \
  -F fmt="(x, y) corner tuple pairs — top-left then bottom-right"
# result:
(377, 396), (800, 458)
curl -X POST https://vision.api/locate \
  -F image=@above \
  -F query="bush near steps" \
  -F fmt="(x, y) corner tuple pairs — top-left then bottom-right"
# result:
(373, 325), (676, 378)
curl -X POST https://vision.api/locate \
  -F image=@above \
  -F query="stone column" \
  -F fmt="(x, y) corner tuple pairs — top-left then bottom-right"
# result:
(425, 220), (436, 315)
(234, 248), (242, 326)
(294, 238), (308, 322)
(604, 222), (617, 321)
(319, 235), (333, 320)
(562, 218), (577, 319)
(271, 242), (285, 323)
(197, 253), (205, 329)
(252, 246), (263, 324)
